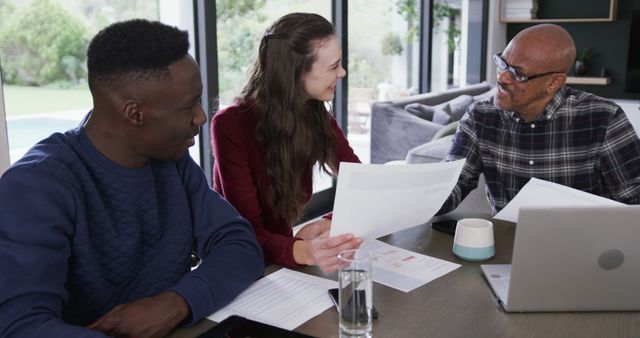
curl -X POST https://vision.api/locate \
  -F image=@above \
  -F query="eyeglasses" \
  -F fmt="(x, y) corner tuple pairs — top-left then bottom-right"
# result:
(493, 53), (561, 83)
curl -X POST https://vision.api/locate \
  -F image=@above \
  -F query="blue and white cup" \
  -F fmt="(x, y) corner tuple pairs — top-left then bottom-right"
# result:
(452, 218), (495, 261)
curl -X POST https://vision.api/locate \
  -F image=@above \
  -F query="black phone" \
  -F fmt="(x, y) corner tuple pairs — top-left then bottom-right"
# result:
(197, 315), (314, 338)
(431, 219), (457, 235)
(328, 288), (379, 320)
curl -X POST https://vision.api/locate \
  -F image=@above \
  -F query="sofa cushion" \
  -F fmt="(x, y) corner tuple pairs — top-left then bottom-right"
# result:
(405, 134), (455, 164)
(472, 87), (497, 103)
(432, 104), (452, 125)
(404, 103), (435, 120)
(431, 121), (459, 141)
(442, 94), (474, 121)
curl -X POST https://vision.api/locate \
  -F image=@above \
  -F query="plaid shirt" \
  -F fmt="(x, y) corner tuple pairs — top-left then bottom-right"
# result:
(442, 86), (640, 214)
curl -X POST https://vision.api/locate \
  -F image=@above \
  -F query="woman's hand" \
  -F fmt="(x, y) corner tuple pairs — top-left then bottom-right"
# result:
(293, 231), (362, 272)
(295, 218), (331, 240)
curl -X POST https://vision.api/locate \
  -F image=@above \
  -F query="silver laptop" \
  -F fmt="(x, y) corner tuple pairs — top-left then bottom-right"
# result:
(481, 206), (640, 312)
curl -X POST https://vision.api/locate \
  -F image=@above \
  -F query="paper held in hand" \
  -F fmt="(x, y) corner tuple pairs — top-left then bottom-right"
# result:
(330, 159), (465, 239)
(493, 177), (624, 223)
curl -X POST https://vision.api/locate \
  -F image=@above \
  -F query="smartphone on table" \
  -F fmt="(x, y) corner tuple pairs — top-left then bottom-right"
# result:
(328, 288), (379, 320)
(431, 219), (457, 235)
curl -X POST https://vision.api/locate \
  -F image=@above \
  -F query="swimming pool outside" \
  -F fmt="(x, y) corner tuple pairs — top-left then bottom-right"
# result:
(6, 110), (202, 165)
(7, 112), (85, 163)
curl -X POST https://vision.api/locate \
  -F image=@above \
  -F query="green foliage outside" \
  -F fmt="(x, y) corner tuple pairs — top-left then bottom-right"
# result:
(217, 0), (266, 20)
(395, 0), (419, 43)
(0, 0), (159, 89)
(381, 33), (404, 56)
(0, 0), (87, 87)
(433, 2), (461, 54)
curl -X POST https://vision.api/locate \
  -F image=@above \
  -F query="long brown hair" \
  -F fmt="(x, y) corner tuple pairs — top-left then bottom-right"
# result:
(240, 13), (338, 225)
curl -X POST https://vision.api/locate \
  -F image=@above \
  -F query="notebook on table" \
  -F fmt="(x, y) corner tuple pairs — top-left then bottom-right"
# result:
(481, 206), (640, 312)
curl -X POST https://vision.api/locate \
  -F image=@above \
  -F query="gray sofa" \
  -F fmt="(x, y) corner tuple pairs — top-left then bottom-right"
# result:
(370, 82), (495, 164)
(370, 82), (497, 220)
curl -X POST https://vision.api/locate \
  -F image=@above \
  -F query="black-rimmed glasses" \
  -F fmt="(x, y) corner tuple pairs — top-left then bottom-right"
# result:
(494, 53), (561, 83)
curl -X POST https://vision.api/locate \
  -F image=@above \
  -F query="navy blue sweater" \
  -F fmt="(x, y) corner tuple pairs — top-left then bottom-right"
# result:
(0, 128), (264, 337)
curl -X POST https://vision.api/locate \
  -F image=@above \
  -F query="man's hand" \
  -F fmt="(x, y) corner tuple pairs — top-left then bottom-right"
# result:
(87, 291), (190, 338)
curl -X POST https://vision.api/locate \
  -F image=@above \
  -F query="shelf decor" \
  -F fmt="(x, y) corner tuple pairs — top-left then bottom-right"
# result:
(566, 76), (611, 85)
(500, 0), (617, 23)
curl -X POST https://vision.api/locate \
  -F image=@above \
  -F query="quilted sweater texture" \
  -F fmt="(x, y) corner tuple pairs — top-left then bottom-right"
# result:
(0, 127), (264, 337)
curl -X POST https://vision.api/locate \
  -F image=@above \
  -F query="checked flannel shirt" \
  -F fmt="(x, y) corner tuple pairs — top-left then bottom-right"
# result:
(441, 86), (640, 214)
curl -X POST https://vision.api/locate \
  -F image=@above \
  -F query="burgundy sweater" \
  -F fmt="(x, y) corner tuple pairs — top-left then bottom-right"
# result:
(211, 101), (360, 267)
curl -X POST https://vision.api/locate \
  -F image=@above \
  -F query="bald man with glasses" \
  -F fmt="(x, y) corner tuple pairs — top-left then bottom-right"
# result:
(439, 23), (640, 215)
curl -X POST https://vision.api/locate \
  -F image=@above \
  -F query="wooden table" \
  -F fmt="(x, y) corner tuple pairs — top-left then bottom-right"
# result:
(171, 220), (640, 338)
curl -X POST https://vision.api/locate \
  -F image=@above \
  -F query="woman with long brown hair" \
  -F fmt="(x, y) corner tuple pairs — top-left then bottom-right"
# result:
(211, 12), (361, 272)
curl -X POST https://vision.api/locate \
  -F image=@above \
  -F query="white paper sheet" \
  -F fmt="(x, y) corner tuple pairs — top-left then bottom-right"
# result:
(494, 177), (624, 223)
(362, 239), (461, 292)
(207, 268), (337, 331)
(330, 159), (465, 239)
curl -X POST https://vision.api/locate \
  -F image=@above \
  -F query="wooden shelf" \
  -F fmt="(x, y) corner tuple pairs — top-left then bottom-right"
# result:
(566, 76), (610, 85)
(500, 0), (617, 23)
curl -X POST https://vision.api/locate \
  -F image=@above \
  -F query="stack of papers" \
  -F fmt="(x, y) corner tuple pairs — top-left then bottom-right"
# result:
(208, 269), (336, 331)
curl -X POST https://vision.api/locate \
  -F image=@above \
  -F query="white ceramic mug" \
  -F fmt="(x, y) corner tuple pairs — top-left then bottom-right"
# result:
(452, 218), (495, 261)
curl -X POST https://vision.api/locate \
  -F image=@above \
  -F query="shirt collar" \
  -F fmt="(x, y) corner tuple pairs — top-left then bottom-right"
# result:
(505, 86), (567, 122)
(540, 86), (567, 120)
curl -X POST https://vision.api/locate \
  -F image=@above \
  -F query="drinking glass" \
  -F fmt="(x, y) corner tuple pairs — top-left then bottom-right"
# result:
(338, 249), (373, 338)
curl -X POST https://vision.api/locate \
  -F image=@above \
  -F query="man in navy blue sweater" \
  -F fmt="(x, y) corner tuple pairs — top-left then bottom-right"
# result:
(0, 20), (264, 337)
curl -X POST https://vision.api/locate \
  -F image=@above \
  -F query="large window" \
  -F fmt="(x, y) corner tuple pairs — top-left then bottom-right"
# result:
(430, 0), (486, 91)
(0, 0), (195, 164)
(347, 0), (421, 163)
(215, 0), (333, 192)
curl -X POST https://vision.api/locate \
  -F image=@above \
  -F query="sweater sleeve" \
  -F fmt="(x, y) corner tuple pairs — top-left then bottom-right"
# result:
(0, 164), (108, 338)
(211, 109), (302, 268)
(330, 114), (361, 165)
(171, 154), (264, 325)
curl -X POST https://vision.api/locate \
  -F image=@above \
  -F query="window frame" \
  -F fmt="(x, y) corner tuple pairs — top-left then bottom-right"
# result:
(0, 62), (8, 176)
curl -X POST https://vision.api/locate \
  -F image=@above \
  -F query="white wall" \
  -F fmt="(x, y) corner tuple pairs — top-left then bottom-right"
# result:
(0, 69), (9, 176)
(485, 0), (507, 85)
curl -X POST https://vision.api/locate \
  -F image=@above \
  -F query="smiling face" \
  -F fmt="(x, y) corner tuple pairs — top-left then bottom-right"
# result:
(300, 35), (346, 102)
(137, 55), (205, 161)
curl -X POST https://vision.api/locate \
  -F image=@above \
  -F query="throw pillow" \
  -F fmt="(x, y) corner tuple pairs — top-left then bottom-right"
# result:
(404, 103), (435, 120)
(432, 102), (451, 125)
(473, 87), (497, 103)
(442, 95), (474, 122)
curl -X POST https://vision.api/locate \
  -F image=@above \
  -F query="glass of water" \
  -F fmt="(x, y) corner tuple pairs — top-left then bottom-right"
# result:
(338, 249), (373, 338)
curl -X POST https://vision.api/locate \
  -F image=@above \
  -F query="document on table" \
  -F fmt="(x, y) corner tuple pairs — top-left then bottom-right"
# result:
(208, 268), (337, 331)
(362, 239), (460, 292)
(330, 159), (465, 239)
(494, 177), (624, 223)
